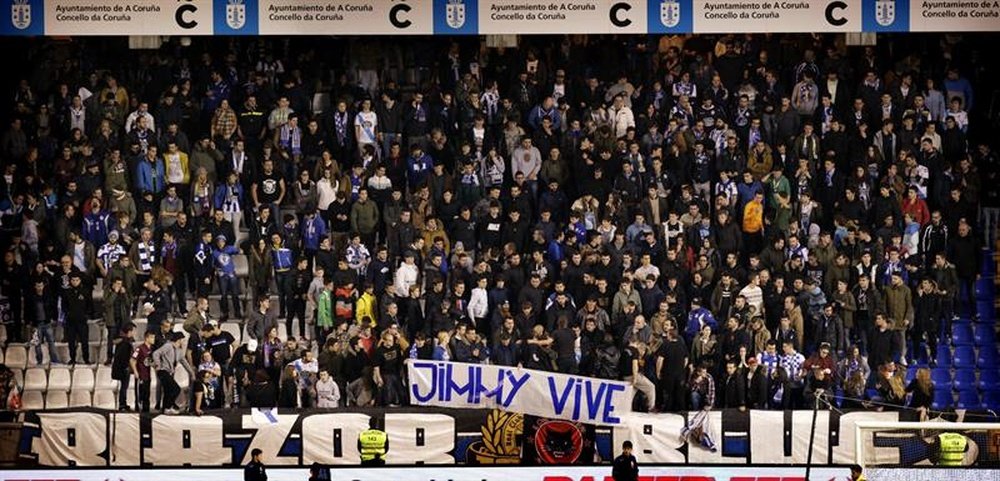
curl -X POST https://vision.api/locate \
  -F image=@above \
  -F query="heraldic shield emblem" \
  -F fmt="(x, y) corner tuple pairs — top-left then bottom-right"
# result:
(875, 0), (895, 26)
(226, 0), (246, 30)
(446, 0), (465, 29)
(660, 0), (680, 28)
(11, 0), (31, 30)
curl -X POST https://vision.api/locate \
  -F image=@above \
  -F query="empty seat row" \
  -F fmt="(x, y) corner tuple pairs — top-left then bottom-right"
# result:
(15, 365), (120, 393)
(951, 324), (997, 346)
(929, 368), (1000, 391)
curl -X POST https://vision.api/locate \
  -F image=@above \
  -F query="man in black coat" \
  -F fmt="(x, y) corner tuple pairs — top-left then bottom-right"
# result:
(948, 220), (980, 317)
(868, 313), (901, 371)
(112, 322), (137, 410)
(63, 272), (91, 365)
(612, 440), (639, 481)
(745, 357), (770, 409)
(244, 448), (267, 481)
(720, 360), (747, 409)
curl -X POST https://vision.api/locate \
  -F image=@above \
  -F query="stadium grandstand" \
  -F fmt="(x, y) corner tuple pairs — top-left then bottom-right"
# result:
(0, 1), (998, 479)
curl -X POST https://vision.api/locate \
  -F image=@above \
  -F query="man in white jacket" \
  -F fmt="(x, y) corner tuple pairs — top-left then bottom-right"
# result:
(393, 250), (419, 298)
(468, 276), (490, 335)
(609, 94), (635, 139)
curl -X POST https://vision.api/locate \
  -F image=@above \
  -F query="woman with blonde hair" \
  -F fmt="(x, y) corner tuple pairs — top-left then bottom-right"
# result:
(906, 367), (934, 416)
(190, 167), (214, 219)
(433, 331), (451, 361)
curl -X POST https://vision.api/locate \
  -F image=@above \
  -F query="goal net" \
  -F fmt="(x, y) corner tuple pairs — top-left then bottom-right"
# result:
(855, 421), (1000, 475)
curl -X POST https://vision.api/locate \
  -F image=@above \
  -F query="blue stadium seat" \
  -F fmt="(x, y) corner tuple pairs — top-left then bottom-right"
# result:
(976, 301), (996, 320)
(932, 389), (954, 410)
(953, 369), (977, 391)
(979, 370), (1000, 391)
(935, 346), (953, 368)
(954, 346), (976, 369)
(974, 324), (996, 346)
(982, 390), (1000, 411)
(930, 368), (952, 385)
(980, 248), (995, 277)
(956, 390), (980, 410)
(905, 364), (918, 383)
(974, 277), (995, 300)
(952, 324), (974, 346)
(977, 347), (999, 368)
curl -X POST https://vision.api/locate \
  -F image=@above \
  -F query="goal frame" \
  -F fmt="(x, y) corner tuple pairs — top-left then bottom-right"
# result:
(855, 421), (997, 467)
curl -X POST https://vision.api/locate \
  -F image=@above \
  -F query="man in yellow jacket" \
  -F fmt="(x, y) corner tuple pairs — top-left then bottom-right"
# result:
(742, 190), (765, 254)
(934, 432), (969, 466)
(358, 418), (389, 466)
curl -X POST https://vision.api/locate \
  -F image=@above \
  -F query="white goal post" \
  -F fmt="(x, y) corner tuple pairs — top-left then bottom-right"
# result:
(855, 420), (996, 467)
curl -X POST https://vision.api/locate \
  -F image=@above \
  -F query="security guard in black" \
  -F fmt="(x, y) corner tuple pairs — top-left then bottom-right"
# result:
(612, 440), (638, 481)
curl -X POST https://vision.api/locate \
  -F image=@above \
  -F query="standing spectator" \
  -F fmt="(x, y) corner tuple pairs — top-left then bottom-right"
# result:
(152, 332), (194, 414)
(130, 330), (157, 413)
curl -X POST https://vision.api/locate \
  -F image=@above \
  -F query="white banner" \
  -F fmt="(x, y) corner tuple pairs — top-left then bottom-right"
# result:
(909, 0), (1000, 32)
(257, 0), (431, 35)
(406, 360), (634, 426)
(458, 0), (648, 35)
(43, 0), (213, 35)
(693, 0), (862, 33)
(1, 466), (856, 481)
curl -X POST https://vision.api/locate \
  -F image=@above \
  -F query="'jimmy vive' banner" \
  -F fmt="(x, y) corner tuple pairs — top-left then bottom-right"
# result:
(9, 407), (998, 467)
(406, 360), (633, 426)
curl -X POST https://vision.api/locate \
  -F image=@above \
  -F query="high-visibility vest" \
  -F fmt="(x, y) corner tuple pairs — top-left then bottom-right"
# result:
(937, 432), (967, 466)
(359, 429), (388, 461)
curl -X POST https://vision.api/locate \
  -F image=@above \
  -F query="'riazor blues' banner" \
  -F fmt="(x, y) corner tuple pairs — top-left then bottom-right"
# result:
(8, 407), (998, 467)
(406, 360), (633, 426)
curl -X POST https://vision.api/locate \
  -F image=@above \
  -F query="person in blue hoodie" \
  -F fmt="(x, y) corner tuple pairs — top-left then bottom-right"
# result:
(300, 207), (327, 266)
(407, 144), (432, 191)
(213, 234), (242, 320)
(685, 297), (718, 343)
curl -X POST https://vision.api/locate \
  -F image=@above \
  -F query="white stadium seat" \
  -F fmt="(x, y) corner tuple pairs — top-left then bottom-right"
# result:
(46, 367), (71, 392)
(69, 390), (91, 407)
(72, 367), (96, 392)
(45, 390), (68, 409)
(95, 365), (117, 391)
(4, 344), (27, 369)
(23, 368), (48, 391)
(21, 390), (44, 410)
(93, 389), (117, 410)
(174, 368), (190, 390)
(222, 322), (243, 345)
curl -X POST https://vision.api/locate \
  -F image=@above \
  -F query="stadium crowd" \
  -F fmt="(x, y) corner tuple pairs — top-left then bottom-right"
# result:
(0, 33), (997, 415)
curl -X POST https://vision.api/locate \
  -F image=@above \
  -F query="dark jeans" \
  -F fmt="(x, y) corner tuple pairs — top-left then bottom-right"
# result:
(117, 375), (131, 409)
(378, 373), (404, 406)
(173, 274), (188, 314)
(196, 275), (212, 298)
(289, 298), (307, 338)
(157, 370), (180, 410)
(275, 270), (292, 318)
(218, 275), (241, 318)
(137, 378), (151, 413)
(556, 357), (578, 375)
(66, 321), (90, 363)
(659, 375), (687, 412)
